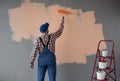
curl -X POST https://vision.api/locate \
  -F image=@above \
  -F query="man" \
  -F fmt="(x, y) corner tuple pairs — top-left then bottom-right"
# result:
(30, 16), (64, 81)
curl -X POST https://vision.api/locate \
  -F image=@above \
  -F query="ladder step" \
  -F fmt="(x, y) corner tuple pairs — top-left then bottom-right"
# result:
(100, 56), (114, 59)
(93, 77), (108, 81)
(96, 66), (111, 70)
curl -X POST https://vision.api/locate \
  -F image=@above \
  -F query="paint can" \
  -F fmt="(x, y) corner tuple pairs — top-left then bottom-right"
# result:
(102, 50), (108, 57)
(98, 61), (107, 69)
(96, 71), (106, 80)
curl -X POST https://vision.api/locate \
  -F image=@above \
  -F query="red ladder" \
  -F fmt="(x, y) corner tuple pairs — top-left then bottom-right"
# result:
(90, 40), (117, 81)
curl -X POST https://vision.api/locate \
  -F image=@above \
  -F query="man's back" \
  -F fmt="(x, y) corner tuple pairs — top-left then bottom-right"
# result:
(30, 16), (64, 66)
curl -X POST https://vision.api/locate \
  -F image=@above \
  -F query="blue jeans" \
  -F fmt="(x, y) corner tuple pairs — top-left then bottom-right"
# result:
(37, 63), (56, 81)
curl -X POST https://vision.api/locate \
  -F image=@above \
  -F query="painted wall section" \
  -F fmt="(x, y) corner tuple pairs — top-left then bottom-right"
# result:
(8, 1), (106, 64)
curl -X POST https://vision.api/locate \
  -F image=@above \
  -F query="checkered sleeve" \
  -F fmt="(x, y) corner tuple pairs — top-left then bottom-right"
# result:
(51, 20), (64, 38)
(30, 38), (39, 63)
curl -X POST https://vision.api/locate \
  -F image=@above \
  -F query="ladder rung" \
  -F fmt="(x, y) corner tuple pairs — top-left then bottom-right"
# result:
(93, 77), (108, 81)
(96, 66), (111, 70)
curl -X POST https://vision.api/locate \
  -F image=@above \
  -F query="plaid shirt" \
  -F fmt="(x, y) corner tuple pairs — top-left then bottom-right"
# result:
(30, 24), (64, 63)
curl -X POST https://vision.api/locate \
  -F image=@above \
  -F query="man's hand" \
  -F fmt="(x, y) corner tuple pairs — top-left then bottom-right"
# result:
(30, 61), (34, 69)
(61, 16), (64, 25)
(62, 16), (64, 20)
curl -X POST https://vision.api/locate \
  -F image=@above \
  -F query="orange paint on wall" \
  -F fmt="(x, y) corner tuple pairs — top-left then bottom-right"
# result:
(8, 1), (106, 65)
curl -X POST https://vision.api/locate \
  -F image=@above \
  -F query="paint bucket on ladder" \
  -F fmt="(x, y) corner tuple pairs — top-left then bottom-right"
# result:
(96, 71), (106, 80)
(98, 61), (108, 69)
(102, 50), (108, 57)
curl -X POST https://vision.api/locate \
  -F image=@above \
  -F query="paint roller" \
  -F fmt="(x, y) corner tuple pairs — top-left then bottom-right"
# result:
(58, 9), (82, 20)
(58, 9), (71, 15)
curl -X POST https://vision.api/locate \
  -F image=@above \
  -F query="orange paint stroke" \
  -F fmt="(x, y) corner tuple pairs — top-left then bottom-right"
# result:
(58, 10), (71, 15)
